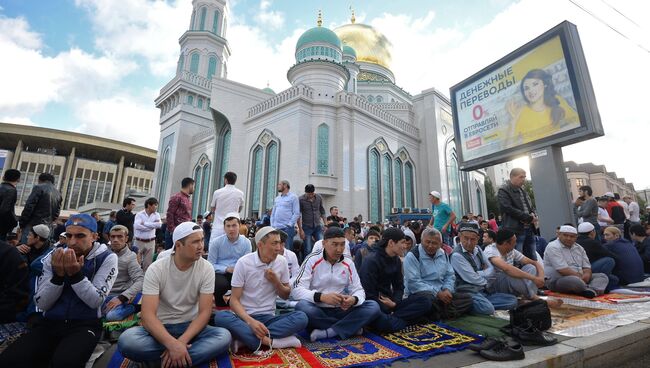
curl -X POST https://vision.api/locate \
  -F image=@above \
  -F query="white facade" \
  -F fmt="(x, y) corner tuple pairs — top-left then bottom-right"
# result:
(153, 2), (486, 221)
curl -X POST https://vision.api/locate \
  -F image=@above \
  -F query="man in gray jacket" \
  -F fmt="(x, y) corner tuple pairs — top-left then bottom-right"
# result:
(18, 172), (62, 243)
(0, 213), (118, 368)
(574, 185), (599, 239)
(497, 168), (537, 260)
(104, 225), (144, 321)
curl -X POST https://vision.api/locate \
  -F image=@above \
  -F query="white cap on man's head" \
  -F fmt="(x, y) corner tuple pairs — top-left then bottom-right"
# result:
(603, 192), (615, 198)
(255, 226), (278, 244)
(577, 222), (595, 234)
(172, 222), (203, 244)
(224, 212), (240, 221)
(429, 191), (441, 199)
(559, 225), (577, 234)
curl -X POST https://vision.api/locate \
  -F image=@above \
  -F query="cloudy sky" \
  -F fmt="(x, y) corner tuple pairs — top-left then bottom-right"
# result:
(1, 0), (648, 188)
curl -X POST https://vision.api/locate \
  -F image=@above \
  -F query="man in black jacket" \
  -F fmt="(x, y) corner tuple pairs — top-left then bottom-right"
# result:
(19, 173), (62, 244)
(116, 197), (136, 243)
(359, 228), (430, 333)
(0, 240), (29, 323)
(577, 222), (618, 290)
(0, 169), (20, 241)
(497, 168), (537, 260)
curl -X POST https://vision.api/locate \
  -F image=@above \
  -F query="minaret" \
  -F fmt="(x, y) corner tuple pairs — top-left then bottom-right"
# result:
(152, 0), (231, 212)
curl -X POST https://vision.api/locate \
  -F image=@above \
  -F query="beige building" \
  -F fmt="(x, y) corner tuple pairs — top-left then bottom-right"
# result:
(565, 161), (636, 201)
(0, 122), (157, 215)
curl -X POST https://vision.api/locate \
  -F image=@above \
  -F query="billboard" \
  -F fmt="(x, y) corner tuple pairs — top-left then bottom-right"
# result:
(450, 21), (603, 170)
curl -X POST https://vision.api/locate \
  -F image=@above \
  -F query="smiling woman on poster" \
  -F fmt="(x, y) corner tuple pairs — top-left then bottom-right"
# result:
(507, 69), (579, 144)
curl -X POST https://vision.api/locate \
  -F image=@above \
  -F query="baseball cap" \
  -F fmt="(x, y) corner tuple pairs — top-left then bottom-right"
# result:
(603, 192), (614, 198)
(32, 224), (50, 239)
(559, 225), (577, 234)
(203, 211), (211, 218)
(255, 226), (279, 244)
(458, 222), (480, 234)
(59, 232), (67, 238)
(429, 190), (441, 199)
(66, 213), (97, 233)
(172, 222), (203, 244)
(577, 222), (595, 234)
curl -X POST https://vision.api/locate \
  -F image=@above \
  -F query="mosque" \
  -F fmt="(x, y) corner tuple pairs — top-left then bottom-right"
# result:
(153, 0), (488, 222)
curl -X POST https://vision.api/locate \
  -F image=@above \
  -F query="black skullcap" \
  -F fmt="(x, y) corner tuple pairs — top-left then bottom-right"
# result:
(495, 229), (516, 244)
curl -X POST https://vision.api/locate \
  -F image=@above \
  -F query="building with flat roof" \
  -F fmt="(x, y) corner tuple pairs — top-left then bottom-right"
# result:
(565, 161), (636, 201)
(0, 122), (157, 215)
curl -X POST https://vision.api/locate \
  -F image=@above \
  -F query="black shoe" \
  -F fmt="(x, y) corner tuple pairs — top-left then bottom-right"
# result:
(511, 325), (558, 346)
(468, 337), (501, 352)
(581, 289), (597, 298)
(479, 340), (525, 361)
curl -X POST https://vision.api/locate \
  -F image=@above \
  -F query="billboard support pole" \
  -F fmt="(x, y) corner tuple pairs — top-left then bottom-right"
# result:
(528, 146), (574, 241)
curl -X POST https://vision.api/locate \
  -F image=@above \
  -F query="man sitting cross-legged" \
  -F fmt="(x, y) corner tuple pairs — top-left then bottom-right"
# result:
(214, 227), (308, 352)
(0, 213), (118, 368)
(292, 227), (381, 341)
(103, 225), (144, 321)
(118, 222), (231, 367)
(484, 229), (549, 303)
(403, 228), (473, 321)
(360, 228), (432, 332)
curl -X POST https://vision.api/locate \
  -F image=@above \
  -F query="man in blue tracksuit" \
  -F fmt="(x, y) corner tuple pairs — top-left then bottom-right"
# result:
(0, 213), (118, 368)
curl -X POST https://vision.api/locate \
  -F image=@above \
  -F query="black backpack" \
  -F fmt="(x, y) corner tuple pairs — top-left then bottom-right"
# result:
(611, 206), (626, 224)
(509, 299), (552, 331)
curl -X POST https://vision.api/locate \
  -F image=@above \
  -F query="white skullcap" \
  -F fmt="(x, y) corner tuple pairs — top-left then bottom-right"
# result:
(577, 222), (595, 234)
(559, 225), (577, 234)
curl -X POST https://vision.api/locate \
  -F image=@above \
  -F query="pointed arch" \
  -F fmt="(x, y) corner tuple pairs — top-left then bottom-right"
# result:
(189, 52), (200, 74)
(212, 10), (220, 34)
(191, 154), (211, 218)
(207, 56), (218, 80)
(248, 130), (281, 217)
(368, 148), (381, 222)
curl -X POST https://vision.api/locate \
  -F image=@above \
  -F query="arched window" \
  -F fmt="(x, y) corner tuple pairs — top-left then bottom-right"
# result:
(250, 146), (264, 214)
(368, 149), (380, 222)
(248, 130), (281, 217)
(264, 142), (279, 211)
(177, 54), (184, 74)
(191, 156), (211, 219)
(187, 95), (194, 105)
(199, 7), (207, 30)
(212, 10), (220, 34)
(189, 53), (200, 74)
(405, 162), (415, 208)
(157, 146), (171, 212)
(394, 159), (403, 208)
(316, 124), (329, 175)
(219, 129), (231, 181)
(376, 95), (383, 103)
(367, 95), (374, 103)
(207, 56), (217, 80)
(197, 97), (203, 109)
(190, 10), (196, 30)
(382, 154), (393, 217)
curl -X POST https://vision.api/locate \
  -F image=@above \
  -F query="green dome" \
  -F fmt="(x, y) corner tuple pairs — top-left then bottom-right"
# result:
(296, 26), (342, 51)
(262, 87), (275, 94)
(342, 45), (357, 58)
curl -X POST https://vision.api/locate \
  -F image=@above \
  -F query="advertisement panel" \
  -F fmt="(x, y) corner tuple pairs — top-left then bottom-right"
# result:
(450, 21), (603, 170)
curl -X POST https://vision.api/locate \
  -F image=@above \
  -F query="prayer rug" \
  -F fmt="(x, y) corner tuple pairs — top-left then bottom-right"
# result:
(103, 313), (140, 332)
(544, 290), (648, 304)
(549, 303), (616, 332)
(444, 314), (510, 338)
(304, 323), (481, 368)
(0, 322), (27, 354)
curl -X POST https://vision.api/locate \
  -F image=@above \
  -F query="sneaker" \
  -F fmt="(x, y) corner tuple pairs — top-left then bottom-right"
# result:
(468, 337), (501, 352)
(511, 325), (558, 346)
(581, 289), (597, 299)
(479, 340), (525, 361)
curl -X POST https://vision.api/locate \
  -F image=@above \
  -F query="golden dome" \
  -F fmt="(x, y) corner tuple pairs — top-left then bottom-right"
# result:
(333, 23), (392, 69)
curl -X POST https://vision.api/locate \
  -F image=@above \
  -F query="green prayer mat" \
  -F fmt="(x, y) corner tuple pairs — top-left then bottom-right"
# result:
(444, 314), (509, 338)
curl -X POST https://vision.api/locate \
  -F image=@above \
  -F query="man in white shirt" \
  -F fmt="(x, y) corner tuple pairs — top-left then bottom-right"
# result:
(623, 196), (641, 226)
(118, 222), (231, 366)
(214, 227), (308, 352)
(292, 227), (380, 341)
(133, 197), (162, 271)
(209, 172), (244, 242)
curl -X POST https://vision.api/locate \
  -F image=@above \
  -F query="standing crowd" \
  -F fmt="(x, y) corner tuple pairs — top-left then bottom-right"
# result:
(1, 167), (649, 367)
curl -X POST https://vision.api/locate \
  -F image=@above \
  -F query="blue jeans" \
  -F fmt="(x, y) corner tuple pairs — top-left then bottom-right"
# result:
(371, 294), (433, 332)
(591, 257), (619, 291)
(118, 323), (231, 365)
(278, 226), (296, 252)
(471, 291), (518, 315)
(295, 300), (380, 338)
(214, 310), (308, 350)
(102, 295), (137, 321)
(164, 229), (173, 250)
(302, 225), (323, 257)
(515, 227), (536, 261)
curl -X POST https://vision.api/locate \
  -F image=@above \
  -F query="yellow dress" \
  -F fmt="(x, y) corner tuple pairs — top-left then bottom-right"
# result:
(513, 96), (579, 144)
